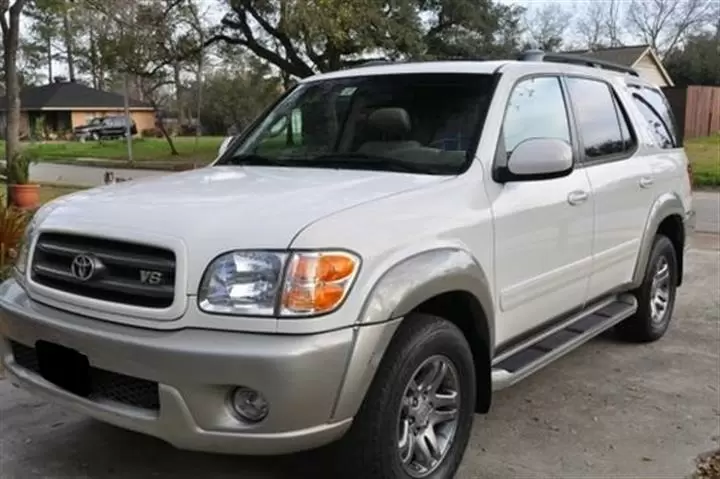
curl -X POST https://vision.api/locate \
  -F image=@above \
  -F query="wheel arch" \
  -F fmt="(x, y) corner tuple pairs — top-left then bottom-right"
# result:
(331, 248), (495, 421)
(632, 193), (686, 288)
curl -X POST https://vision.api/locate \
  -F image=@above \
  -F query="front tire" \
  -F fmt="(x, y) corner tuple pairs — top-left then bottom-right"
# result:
(616, 234), (678, 342)
(333, 313), (476, 479)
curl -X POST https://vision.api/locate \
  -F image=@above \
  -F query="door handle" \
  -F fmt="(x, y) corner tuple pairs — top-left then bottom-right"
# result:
(639, 176), (654, 188)
(567, 190), (589, 206)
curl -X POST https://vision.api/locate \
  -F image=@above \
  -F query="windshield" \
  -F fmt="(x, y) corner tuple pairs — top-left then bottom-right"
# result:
(217, 73), (496, 175)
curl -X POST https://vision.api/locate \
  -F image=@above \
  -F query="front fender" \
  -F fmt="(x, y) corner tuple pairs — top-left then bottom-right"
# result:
(330, 248), (494, 421)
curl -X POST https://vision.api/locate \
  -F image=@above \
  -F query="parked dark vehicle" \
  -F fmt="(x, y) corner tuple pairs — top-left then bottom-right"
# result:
(74, 116), (137, 141)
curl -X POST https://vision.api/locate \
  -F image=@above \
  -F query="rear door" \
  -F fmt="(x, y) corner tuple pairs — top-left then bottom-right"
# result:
(565, 76), (653, 300)
(627, 84), (692, 211)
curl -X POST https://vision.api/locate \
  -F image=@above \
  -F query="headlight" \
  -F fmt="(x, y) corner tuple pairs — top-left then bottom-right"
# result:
(198, 250), (360, 317)
(198, 251), (287, 315)
(14, 220), (37, 276)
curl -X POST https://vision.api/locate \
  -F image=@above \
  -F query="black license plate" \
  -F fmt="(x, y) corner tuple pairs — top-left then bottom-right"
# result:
(36, 341), (92, 397)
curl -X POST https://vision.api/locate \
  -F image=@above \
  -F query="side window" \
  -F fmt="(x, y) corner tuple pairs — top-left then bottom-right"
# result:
(502, 76), (571, 154)
(632, 88), (677, 149)
(566, 77), (635, 160)
(642, 88), (678, 147)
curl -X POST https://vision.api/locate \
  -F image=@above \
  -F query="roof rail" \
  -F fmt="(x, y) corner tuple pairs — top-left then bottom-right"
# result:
(351, 56), (489, 69)
(357, 59), (395, 67)
(518, 49), (640, 77)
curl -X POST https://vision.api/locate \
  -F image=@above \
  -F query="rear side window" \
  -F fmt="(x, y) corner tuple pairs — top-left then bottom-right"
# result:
(632, 87), (678, 149)
(502, 76), (571, 154)
(566, 77), (635, 160)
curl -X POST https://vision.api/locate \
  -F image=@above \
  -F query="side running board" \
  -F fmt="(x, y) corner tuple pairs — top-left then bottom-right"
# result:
(491, 294), (638, 391)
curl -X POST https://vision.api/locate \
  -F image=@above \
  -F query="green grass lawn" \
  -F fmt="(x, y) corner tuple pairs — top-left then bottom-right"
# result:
(685, 134), (719, 188)
(0, 136), (225, 166)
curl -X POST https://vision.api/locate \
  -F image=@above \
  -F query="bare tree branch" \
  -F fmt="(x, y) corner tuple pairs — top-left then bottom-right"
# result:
(626, 0), (717, 58)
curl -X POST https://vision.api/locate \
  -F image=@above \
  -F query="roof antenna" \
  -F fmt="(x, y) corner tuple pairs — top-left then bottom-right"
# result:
(519, 42), (545, 62)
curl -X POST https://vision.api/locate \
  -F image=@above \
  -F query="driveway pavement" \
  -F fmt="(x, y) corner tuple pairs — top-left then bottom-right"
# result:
(1, 246), (718, 478)
(694, 191), (720, 234)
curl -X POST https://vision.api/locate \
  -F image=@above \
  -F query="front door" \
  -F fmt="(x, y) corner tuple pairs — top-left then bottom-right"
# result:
(489, 75), (594, 346)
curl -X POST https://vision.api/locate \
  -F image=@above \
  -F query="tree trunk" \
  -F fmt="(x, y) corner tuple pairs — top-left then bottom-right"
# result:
(88, 21), (99, 89)
(47, 35), (53, 83)
(122, 73), (133, 164)
(173, 61), (184, 127)
(158, 118), (179, 156)
(61, 3), (76, 81)
(2, 0), (27, 201)
(146, 95), (179, 156)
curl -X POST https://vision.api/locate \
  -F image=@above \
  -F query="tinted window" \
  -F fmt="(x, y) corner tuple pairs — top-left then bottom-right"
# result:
(502, 76), (570, 153)
(637, 88), (678, 148)
(633, 96), (674, 149)
(566, 78), (634, 159)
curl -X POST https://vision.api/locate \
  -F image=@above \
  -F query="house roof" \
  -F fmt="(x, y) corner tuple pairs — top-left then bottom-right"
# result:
(563, 45), (651, 67)
(0, 81), (153, 111)
(562, 44), (674, 87)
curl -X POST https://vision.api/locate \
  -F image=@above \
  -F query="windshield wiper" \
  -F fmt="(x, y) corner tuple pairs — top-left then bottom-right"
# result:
(220, 154), (296, 167)
(305, 152), (435, 174)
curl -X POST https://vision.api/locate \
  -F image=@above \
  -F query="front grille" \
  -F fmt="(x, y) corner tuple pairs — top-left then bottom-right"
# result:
(10, 341), (160, 411)
(31, 232), (176, 308)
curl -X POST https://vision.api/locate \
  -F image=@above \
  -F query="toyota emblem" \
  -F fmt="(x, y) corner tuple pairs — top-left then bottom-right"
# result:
(70, 254), (96, 281)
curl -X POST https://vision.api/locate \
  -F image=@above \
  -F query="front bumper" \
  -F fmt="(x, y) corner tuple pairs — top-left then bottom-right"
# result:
(0, 279), (354, 455)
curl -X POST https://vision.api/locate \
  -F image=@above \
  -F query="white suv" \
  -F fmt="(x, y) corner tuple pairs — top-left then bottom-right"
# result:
(0, 52), (694, 479)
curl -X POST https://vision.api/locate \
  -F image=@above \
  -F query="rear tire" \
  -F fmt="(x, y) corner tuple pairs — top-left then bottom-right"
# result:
(332, 313), (476, 479)
(616, 234), (678, 342)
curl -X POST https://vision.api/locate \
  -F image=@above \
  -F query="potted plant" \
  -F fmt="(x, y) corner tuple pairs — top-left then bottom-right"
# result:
(6, 151), (40, 209)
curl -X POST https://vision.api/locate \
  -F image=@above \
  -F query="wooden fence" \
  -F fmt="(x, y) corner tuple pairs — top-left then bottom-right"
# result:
(663, 85), (720, 141)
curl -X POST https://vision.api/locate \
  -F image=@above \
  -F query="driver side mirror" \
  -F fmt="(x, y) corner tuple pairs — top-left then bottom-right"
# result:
(498, 138), (573, 182)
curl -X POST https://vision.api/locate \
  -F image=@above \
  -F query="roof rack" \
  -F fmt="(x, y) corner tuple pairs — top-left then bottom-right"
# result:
(352, 56), (489, 69)
(518, 49), (640, 77)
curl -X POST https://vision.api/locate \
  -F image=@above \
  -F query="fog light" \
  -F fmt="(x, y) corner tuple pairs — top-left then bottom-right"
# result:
(230, 387), (269, 422)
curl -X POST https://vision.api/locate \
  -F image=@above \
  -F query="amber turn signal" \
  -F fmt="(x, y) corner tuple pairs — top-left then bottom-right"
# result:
(282, 252), (360, 314)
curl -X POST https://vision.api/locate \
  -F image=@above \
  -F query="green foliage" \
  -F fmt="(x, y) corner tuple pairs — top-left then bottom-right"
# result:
(665, 33), (720, 87)
(184, 59), (282, 135)
(0, 199), (32, 281)
(5, 151), (39, 185)
(218, 0), (526, 77)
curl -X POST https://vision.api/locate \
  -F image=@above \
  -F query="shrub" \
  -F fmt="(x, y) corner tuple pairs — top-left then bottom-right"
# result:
(0, 198), (31, 280)
(6, 150), (40, 185)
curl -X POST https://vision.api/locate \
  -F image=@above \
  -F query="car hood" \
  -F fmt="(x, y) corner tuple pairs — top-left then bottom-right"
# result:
(37, 166), (447, 285)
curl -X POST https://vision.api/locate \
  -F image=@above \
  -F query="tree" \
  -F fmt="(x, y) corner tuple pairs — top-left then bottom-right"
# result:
(626, 0), (719, 59)
(186, 58), (282, 135)
(213, 0), (525, 79)
(2, 0), (30, 197)
(523, 2), (573, 52)
(664, 33), (720, 86)
(22, 0), (62, 82)
(88, 0), (205, 155)
(573, 0), (624, 50)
